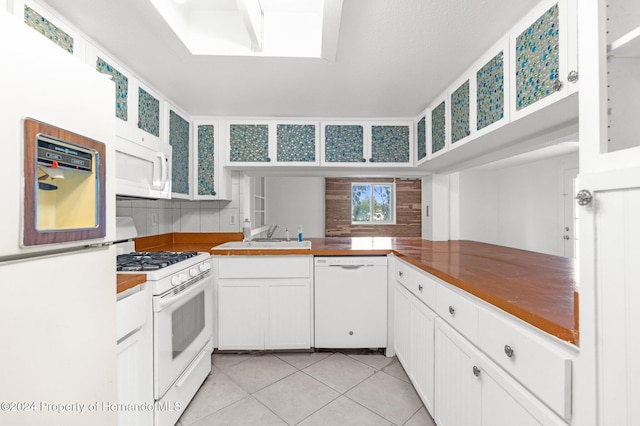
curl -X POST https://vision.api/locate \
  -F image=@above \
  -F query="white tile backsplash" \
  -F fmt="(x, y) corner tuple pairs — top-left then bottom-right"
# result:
(117, 173), (244, 237)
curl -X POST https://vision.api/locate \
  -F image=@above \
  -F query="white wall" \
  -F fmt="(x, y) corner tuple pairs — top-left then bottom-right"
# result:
(265, 176), (325, 238)
(456, 153), (578, 256)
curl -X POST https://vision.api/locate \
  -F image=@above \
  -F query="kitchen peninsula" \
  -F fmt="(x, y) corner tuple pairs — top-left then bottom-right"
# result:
(131, 233), (577, 345)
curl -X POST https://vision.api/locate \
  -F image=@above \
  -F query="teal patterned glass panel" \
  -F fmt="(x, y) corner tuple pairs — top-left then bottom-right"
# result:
(515, 4), (560, 111)
(276, 124), (316, 162)
(477, 52), (505, 130)
(431, 102), (446, 154)
(324, 125), (364, 163)
(169, 111), (190, 195)
(24, 6), (73, 54)
(96, 57), (128, 121)
(198, 125), (215, 196)
(451, 80), (470, 144)
(138, 88), (160, 137)
(371, 126), (410, 163)
(417, 116), (427, 161)
(229, 124), (269, 162)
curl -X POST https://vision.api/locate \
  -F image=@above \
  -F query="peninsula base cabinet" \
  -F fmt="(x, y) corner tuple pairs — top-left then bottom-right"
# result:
(434, 319), (563, 426)
(392, 258), (573, 426)
(394, 281), (436, 414)
(216, 256), (313, 350)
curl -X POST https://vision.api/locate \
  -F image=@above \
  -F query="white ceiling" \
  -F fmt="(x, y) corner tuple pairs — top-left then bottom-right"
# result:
(42, 0), (541, 118)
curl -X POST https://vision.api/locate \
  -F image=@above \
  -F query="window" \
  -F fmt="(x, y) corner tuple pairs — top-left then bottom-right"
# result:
(351, 183), (395, 224)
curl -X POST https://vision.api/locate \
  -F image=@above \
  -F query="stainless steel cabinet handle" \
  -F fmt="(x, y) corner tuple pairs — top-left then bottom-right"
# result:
(399, 271), (403, 277)
(567, 70), (579, 83)
(448, 306), (455, 316)
(504, 345), (514, 358)
(418, 284), (423, 292)
(349, 331), (354, 335)
(473, 366), (481, 377)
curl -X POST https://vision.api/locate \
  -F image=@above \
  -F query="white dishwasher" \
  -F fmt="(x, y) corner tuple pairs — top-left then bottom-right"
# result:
(314, 256), (387, 349)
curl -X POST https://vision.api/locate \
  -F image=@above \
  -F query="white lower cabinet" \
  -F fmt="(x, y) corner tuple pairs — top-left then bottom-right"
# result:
(393, 257), (572, 426)
(394, 282), (437, 414)
(216, 256), (312, 350)
(116, 283), (153, 426)
(435, 319), (561, 426)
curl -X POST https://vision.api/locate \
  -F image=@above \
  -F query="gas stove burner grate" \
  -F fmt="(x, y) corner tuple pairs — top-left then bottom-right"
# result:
(116, 251), (199, 272)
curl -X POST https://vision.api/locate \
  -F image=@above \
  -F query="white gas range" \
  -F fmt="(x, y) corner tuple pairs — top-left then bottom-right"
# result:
(116, 221), (213, 426)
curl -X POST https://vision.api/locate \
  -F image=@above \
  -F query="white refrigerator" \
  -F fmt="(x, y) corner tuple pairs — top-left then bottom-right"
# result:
(0, 11), (118, 425)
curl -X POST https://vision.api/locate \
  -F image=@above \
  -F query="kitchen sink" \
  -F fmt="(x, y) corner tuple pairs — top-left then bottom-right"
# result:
(213, 240), (312, 250)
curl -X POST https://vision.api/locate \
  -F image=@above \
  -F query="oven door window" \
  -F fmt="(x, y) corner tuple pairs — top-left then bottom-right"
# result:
(154, 276), (213, 399)
(172, 291), (205, 359)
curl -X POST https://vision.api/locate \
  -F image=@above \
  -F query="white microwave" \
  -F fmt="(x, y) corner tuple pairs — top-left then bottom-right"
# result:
(115, 135), (172, 199)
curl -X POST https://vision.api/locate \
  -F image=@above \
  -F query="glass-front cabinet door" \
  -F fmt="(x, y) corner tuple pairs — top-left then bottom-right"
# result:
(166, 103), (190, 199)
(321, 122), (366, 166)
(429, 96), (448, 159)
(475, 40), (510, 136)
(509, 0), (579, 120)
(274, 121), (320, 166)
(370, 123), (412, 166)
(416, 114), (428, 165)
(226, 121), (272, 165)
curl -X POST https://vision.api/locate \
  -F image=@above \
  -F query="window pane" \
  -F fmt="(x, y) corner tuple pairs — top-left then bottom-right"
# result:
(352, 184), (371, 222)
(373, 184), (392, 222)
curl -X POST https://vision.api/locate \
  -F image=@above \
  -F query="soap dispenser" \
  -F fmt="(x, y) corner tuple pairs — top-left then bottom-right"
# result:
(242, 218), (252, 241)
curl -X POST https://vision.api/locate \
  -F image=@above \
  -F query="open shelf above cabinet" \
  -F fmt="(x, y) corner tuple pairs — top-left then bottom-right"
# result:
(417, 94), (578, 174)
(608, 26), (640, 58)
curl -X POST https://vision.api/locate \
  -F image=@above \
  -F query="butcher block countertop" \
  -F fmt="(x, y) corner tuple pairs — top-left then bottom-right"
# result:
(116, 274), (146, 294)
(136, 233), (579, 345)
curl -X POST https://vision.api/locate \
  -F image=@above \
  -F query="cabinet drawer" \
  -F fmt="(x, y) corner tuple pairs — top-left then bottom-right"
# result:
(396, 260), (436, 308)
(116, 287), (146, 342)
(218, 256), (311, 278)
(435, 283), (479, 343)
(478, 308), (572, 421)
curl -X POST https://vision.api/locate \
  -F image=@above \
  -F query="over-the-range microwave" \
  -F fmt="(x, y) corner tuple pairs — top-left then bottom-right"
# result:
(115, 135), (172, 199)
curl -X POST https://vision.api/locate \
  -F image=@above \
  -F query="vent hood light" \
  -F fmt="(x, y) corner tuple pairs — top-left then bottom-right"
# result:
(149, 0), (342, 60)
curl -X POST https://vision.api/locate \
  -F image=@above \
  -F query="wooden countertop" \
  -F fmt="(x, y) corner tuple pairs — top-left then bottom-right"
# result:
(131, 233), (578, 345)
(211, 236), (578, 345)
(116, 274), (146, 294)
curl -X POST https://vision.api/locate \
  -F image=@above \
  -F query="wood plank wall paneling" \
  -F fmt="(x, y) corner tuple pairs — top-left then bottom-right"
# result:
(325, 178), (422, 237)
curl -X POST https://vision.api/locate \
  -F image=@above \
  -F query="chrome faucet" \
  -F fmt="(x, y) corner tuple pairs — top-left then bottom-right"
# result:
(266, 224), (278, 240)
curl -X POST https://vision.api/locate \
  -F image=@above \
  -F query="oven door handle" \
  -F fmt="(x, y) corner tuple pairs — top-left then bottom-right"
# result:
(154, 276), (209, 311)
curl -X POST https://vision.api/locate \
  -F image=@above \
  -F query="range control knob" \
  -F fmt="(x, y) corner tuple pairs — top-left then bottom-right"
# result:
(179, 273), (188, 283)
(171, 276), (181, 286)
(199, 263), (208, 272)
(189, 268), (198, 278)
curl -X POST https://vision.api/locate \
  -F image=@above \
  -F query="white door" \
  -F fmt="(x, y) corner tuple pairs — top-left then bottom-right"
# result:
(561, 167), (578, 257)
(576, 1), (640, 425)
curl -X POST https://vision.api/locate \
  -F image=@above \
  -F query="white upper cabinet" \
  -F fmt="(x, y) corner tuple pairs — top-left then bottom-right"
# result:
(192, 119), (231, 200)
(225, 120), (321, 167)
(415, 113), (428, 165)
(427, 95), (449, 160)
(509, 0), (578, 121)
(274, 121), (321, 166)
(165, 102), (191, 199)
(321, 121), (414, 167)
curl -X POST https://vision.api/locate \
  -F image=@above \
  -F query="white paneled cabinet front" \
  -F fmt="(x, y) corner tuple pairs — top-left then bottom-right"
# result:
(435, 319), (556, 426)
(393, 281), (436, 413)
(116, 283), (153, 426)
(216, 256), (312, 350)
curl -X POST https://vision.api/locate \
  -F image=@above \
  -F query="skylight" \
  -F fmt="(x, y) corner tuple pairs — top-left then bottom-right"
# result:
(149, 0), (343, 59)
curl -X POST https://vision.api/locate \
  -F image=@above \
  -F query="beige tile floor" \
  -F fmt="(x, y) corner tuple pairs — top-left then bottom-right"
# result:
(177, 351), (437, 426)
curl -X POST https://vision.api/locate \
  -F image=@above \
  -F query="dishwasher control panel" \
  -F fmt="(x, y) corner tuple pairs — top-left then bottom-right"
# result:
(315, 256), (387, 268)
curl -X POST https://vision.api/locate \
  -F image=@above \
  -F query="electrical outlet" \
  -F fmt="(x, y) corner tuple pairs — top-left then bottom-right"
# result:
(229, 212), (237, 225)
